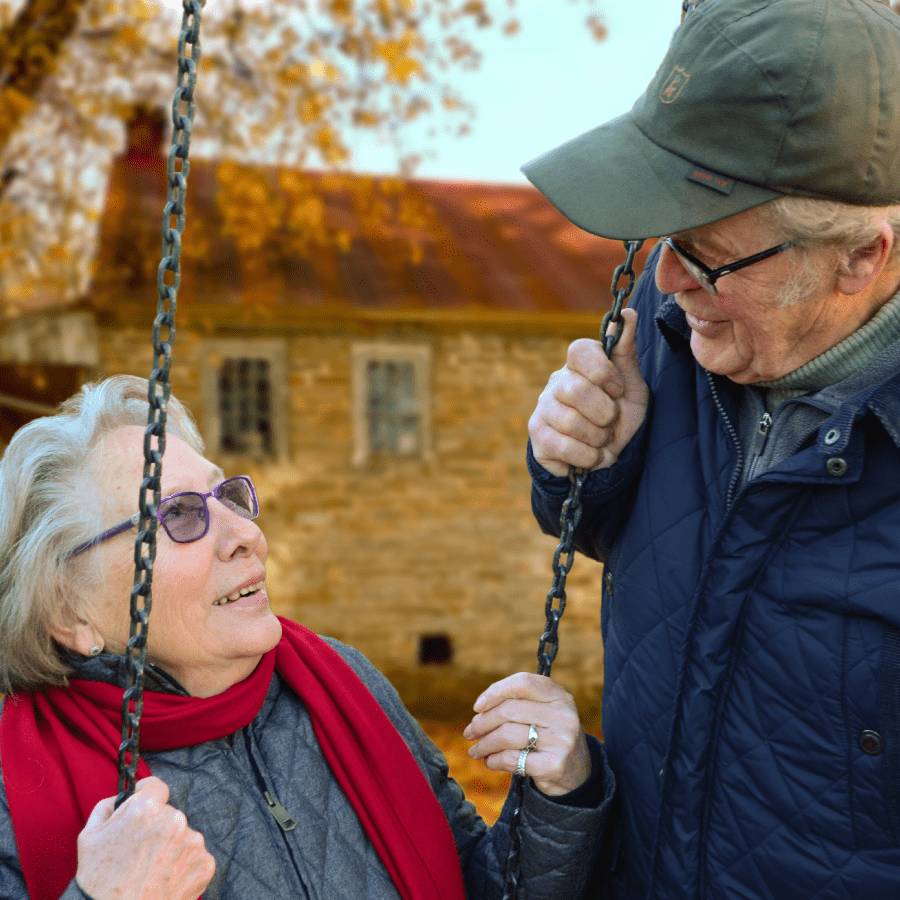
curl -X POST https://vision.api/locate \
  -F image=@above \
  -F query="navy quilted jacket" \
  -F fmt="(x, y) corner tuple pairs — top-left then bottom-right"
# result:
(531, 245), (900, 899)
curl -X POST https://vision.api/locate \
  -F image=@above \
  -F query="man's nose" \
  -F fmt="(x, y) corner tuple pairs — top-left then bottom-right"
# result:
(655, 241), (704, 295)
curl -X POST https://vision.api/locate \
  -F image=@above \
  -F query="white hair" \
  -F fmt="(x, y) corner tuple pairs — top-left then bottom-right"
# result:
(0, 375), (203, 692)
(751, 195), (900, 306)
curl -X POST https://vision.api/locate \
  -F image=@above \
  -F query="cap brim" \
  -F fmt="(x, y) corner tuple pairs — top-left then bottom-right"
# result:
(521, 114), (783, 240)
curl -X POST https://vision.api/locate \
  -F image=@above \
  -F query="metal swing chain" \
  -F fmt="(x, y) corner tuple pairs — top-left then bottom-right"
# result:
(115, 0), (205, 808)
(501, 238), (644, 900)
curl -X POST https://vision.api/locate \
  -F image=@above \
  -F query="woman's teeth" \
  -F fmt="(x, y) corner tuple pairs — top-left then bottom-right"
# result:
(214, 580), (265, 606)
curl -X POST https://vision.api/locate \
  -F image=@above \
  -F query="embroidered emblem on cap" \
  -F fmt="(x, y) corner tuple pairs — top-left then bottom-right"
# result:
(660, 66), (690, 104)
(686, 165), (735, 195)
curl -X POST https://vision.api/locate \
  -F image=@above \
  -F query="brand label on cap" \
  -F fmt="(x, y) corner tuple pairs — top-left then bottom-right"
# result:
(660, 66), (691, 104)
(686, 166), (735, 196)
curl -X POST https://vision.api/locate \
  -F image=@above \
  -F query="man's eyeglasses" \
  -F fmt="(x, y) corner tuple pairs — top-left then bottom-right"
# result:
(663, 236), (796, 294)
(69, 475), (259, 557)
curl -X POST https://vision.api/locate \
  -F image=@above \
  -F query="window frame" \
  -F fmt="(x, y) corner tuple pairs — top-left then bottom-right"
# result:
(200, 338), (289, 462)
(351, 342), (432, 466)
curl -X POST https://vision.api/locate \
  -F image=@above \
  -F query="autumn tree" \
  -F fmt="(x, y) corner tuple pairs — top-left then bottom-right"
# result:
(0, 0), (607, 314)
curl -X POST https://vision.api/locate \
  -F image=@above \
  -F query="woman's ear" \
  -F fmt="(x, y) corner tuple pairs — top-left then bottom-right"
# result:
(836, 222), (895, 295)
(49, 615), (101, 657)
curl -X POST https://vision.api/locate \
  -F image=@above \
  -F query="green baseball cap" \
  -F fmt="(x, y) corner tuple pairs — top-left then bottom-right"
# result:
(522, 0), (900, 240)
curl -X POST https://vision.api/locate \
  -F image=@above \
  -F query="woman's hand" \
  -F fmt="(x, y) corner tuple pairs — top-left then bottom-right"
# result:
(464, 672), (591, 796)
(76, 776), (216, 900)
(528, 308), (648, 475)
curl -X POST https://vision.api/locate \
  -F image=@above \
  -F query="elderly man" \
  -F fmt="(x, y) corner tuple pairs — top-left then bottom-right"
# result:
(524, 1), (900, 898)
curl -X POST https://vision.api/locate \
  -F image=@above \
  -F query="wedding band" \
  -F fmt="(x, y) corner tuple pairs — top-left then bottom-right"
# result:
(517, 747), (531, 777)
(527, 724), (538, 751)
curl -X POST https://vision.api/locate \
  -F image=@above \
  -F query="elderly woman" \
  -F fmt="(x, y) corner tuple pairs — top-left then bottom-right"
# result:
(0, 375), (612, 900)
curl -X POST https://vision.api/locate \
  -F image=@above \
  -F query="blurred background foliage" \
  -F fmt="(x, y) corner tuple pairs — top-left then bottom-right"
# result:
(0, 0), (605, 315)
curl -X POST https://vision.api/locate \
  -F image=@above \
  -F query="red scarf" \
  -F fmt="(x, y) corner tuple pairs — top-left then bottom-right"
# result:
(0, 617), (466, 900)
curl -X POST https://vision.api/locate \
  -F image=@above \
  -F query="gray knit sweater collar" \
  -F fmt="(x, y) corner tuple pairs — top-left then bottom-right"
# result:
(754, 287), (900, 410)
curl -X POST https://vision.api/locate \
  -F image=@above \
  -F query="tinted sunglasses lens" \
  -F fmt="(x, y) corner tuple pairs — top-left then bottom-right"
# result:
(216, 477), (257, 519)
(159, 493), (208, 542)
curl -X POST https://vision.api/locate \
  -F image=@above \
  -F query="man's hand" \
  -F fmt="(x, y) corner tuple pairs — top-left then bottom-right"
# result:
(529, 308), (648, 475)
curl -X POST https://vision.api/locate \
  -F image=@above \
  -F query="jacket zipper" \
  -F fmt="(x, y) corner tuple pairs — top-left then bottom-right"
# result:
(706, 370), (744, 508)
(755, 412), (773, 451)
(744, 411), (773, 484)
(264, 791), (297, 831)
(242, 728), (311, 899)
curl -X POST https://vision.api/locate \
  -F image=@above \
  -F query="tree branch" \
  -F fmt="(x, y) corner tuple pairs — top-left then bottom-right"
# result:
(0, 0), (89, 166)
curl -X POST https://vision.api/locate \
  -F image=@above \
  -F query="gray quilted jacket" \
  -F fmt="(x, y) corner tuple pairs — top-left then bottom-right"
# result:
(0, 638), (612, 899)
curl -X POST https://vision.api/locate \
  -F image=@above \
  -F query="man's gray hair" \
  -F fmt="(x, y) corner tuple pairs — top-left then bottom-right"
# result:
(751, 195), (900, 307)
(756, 195), (900, 266)
(0, 375), (203, 693)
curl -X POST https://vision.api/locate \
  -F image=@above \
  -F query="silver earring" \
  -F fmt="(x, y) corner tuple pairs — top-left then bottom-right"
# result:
(90, 645), (102, 657)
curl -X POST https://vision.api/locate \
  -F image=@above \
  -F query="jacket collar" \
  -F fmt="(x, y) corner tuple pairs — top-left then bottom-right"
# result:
(654, 295), (900, 451)
(656, 294), (692, 350)
(63, 651), (190, 696)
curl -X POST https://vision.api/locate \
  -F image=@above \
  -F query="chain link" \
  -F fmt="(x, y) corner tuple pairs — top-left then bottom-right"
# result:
(115, 0), (204, 808)
(501, 239), (644, 899)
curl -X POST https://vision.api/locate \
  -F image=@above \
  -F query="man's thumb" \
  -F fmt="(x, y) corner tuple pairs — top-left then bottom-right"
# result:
(609, 308), (642, 383)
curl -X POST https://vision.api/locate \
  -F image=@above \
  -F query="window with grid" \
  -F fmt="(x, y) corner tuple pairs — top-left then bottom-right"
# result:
(352, 344), (431, 465)
(201, 339), (288, 460)
(218, 358), (273, 455)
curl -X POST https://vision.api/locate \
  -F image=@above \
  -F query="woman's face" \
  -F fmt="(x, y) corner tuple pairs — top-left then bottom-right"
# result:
(82, 425), (282, 697)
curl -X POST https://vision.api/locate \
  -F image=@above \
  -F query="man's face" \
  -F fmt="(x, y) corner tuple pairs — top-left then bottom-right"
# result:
(655, 208), (849, 383)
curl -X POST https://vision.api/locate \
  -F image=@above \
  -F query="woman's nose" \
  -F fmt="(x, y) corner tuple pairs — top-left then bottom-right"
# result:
(655, 241), (704, 295)
(214, 501), (263, 559)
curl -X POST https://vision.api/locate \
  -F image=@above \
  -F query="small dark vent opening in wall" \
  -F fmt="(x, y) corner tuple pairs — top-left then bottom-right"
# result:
(419, 634), (453, 665)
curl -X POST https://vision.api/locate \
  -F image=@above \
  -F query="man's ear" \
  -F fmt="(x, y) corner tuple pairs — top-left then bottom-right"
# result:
(836, 222), (895, 295)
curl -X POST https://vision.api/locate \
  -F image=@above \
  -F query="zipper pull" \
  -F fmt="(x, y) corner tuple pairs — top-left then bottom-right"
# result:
(264, 791), (297, 831)
(752, 411), (773, 455)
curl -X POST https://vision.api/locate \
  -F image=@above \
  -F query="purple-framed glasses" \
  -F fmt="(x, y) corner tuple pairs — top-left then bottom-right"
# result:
(663, 236), (796, 294)
(69, 475), (259, 558)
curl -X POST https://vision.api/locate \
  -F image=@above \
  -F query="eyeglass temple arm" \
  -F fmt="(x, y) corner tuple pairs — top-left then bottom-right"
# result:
(70, 513), (141, 558)
(714, 241), (796, 278)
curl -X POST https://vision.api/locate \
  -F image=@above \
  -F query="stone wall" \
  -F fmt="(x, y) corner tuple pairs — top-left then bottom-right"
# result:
(99, 317), (607, 726)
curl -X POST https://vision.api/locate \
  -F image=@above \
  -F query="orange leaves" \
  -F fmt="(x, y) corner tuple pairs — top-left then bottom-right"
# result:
(298, 93), (330, 125)
(313, 126), (350, 164)
(352, 108), (381, 127)
(0, 0), (611, 305)
(387, 54), (423, 84)
(458, 0), (491, 27)
(586, 13), (608, 42)
(216, 162), (285, 255)
(115, 24), (143, 50)
(308, 59), (343, 84)
(277, 170), (328, 249)
(374, 30), (425, 85)
(0, 87), (33, 124)
(335, 229), (353, 252)
(327, 0), (355, 20)
(278, 63), (309, 86)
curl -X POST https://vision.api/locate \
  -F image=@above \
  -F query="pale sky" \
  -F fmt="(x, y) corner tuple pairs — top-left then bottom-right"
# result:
(368, 0), (683, 183)
(158, 0), (684, 184)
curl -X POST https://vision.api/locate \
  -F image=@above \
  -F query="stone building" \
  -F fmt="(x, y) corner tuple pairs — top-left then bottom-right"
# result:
(0, 113), (652, 725)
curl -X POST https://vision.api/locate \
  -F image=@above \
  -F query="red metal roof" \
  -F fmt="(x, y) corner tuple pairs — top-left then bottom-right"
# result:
(90, 151), (653, 318)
